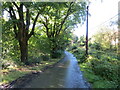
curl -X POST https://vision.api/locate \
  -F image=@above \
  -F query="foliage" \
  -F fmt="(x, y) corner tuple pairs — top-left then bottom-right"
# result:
(93, 80), (118, 88)
(2, 71), (28, 84)
(78, 49), (120, 88)
(92, 26), (118, 50)
(1, 1), (88, 86)
(2, 1), (87, 64)
(2, 2), (45, 63)
(70, 46), (87, 63)
(70, 34), (119, 88)
(37, 2), (87, 58)
(90, 42), (102, 50)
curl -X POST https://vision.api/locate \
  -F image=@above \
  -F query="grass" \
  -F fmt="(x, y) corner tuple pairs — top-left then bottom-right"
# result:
(1, 71), (29, 84)
(93, 80), (117, 88)
(80, 63), (102, 84)
(0, 58), (60, 86)
(80, 62), (119, 88)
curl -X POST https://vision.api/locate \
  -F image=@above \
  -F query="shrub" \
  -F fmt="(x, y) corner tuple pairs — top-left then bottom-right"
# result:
(71, 46), (77, 50)
(93, 80), (117, 88)
(41, 55), (50, 61)
(27, 56), (41, 65)
(90, 42), (102, 50)
(90, 58), (119, 84)
(50, 50), (64, 58)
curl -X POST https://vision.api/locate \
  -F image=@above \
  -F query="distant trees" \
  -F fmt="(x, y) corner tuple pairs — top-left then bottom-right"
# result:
(92, 26), (118, 51)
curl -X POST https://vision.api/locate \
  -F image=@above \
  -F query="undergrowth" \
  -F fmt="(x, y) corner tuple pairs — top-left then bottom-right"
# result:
(71, 47), (120, 88)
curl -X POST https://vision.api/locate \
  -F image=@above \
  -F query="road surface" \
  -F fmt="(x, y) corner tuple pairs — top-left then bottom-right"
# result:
(12, 51), (90, 88)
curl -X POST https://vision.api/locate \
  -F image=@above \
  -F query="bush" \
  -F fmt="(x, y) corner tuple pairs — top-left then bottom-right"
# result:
(90, 58), (119, 84)
(71, 46), (77, 50)
(90, 42), (102, 50)
(27, 56), (41, 65)
(78, 48), (120, 88)
(72, 48), (87, 63)
(41, 55), (50, 61)
(50, 50), (64, 58)
(93, 80), (117, 88)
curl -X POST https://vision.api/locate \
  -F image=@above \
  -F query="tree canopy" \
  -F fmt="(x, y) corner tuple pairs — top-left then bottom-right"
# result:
(2, 1), (87, 64)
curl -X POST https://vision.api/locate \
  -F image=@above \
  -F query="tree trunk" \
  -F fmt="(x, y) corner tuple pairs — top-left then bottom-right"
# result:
(19, 38), (28, 64)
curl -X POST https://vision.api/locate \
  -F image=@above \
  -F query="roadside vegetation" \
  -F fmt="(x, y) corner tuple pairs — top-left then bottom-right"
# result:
(69, 27), (120, 88)
(1, 1), (120, 88)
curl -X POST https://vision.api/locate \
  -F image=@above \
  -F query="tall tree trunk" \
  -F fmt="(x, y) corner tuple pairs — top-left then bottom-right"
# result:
(18, 25), (28, 64)
(19, 38), (28, 64)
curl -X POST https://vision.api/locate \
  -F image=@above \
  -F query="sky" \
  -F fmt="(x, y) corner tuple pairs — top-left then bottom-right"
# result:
(73, 0), (120, 37)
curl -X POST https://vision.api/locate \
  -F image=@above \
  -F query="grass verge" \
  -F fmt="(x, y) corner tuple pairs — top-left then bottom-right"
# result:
(0, 58), (62, 86)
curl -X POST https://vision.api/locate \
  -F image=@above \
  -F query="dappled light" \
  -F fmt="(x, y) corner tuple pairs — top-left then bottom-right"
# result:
(1, 0), (120, 89)
(10, 52), (89, 88)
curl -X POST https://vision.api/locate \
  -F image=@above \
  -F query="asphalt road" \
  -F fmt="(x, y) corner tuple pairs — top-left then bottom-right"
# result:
(12, 51), (90, 88)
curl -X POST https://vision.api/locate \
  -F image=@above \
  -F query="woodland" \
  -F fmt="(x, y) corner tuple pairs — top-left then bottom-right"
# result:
(1, 1), (120, 88)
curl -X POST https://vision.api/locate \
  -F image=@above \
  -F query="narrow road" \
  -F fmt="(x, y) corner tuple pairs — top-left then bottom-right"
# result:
(12, 51), (90, 88)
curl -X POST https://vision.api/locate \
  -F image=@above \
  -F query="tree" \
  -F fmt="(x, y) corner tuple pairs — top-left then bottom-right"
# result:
(38, 2), (87, 58)
(2, 2), (45, 64)
(92, 26), (117, 50)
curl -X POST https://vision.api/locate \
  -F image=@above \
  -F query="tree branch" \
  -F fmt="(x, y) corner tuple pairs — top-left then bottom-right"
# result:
(9, 6), (17, 20)
(9, 6), (18, 38)
(28, 12), (40, 39)
(13, 25), (18, 39)
(63, 25), (69, 32)
(12, 2), (19, 10)
(18, 3), (24, 23)
(56, 2), (74, 36)
(26, 8), (30, 30)
(42, 21), (50, 37)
